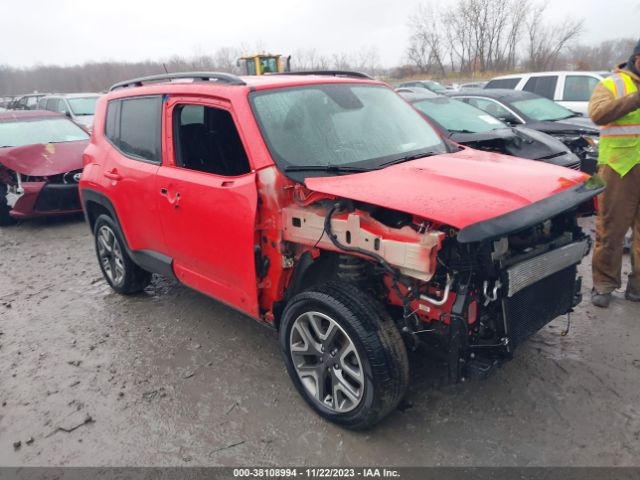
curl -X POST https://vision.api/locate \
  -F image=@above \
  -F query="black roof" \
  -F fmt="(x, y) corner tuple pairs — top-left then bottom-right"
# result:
(445, 88), (539, 102)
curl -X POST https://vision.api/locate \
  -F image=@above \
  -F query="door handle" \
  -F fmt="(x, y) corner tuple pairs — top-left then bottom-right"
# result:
(169, 192), (181, 208)
(160, 187), (181, 208)
(104, 169), (122, 181)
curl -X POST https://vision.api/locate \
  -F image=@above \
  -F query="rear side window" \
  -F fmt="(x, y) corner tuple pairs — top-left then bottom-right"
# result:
(486, 78), (521, 89)
(104, 96), (162, 163)
(522, 76), (558, 99)
(563, 75), (600, 101)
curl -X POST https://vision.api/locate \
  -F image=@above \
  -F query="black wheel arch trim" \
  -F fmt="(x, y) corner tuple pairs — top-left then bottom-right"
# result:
(457, 176), (606, 243)
(82, 188), (176, 280)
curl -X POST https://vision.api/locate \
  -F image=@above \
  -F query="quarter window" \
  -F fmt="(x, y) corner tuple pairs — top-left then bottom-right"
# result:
(522, 76), (558, 99)
(104, 100), (119, 142)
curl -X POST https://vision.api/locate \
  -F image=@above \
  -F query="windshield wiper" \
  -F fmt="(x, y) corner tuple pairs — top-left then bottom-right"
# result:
(377, 151), (439, 168)
(447, 129), (477, 135)
(284, 165), (369, 173)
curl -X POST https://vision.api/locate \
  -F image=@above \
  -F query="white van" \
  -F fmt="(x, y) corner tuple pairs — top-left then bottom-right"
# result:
(485, 71), (611, 116)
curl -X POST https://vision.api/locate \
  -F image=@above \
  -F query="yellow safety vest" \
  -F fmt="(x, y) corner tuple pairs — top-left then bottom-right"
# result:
(598, 71), (640, 177)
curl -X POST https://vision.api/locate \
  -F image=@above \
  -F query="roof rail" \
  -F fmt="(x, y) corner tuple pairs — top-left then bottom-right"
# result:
(268, 70), (373, 80)
(109, 72), (246, 91)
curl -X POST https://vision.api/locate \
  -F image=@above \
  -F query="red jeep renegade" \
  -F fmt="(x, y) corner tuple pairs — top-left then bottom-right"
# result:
(80, 71), (603, 429)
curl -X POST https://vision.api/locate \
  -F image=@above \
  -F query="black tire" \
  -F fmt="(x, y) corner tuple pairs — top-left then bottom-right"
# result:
(93, 214), (151, 294)
(0, 184), (17, 226)
(280, 281), (409, 430)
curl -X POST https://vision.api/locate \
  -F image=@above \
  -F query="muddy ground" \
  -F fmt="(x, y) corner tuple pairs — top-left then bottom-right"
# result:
(0, 215), (638, 467)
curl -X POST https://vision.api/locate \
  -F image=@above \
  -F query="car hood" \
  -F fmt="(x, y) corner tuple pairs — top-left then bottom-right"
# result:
(73, 115), (94, 127)
(0, 140), (87, 176)
(304, 148), (590, 230)
(451, 126), (569, 162)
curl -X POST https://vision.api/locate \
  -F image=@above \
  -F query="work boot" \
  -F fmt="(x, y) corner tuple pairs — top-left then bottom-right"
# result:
(625, 290), (640, 302)
(591, 289), (612, 308)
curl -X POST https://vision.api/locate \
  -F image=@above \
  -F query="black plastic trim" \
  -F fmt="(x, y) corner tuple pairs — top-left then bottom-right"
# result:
(457, 177), (606, 243)
(81, 188), (176, 279)
(129, 249), (175, 279)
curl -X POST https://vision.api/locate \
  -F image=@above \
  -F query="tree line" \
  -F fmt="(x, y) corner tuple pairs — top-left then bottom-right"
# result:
(405, 0), (634, 76)
(0, 0), (636, 95)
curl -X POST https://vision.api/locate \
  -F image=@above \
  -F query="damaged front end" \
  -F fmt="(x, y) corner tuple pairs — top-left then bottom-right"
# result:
(0, 142), (85, 219)
(270, 175), (604, 383)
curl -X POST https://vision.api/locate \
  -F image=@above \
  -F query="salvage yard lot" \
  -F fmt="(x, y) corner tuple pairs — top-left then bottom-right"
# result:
(0, 216), (639, 466)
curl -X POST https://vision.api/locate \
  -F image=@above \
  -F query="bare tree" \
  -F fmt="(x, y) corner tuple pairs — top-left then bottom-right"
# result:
(406, 4), (447, 75)
(405, 0), (584, 76)
(525, 2), (584, 70)
(569, 37), (636, 70)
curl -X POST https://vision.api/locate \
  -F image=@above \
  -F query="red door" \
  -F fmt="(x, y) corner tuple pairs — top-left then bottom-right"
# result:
(102, 96), (165, 253)
(156, 97), (259, 317)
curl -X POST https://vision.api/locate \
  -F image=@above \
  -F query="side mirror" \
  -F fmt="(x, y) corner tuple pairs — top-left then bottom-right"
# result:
(64, 111), (71, 118)
(497, 115), (521, 125)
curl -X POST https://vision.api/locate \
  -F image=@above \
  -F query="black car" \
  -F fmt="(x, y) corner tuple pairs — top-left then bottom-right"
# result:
(446, 88), (599, 173)
(399, 89), (583, 171)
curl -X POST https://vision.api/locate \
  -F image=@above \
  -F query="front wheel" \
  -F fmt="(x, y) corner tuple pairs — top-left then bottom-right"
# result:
(279, 282), (409, 430)
(93, 214), (151, 294)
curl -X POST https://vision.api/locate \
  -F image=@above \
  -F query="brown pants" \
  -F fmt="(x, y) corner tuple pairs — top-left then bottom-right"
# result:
(592, 164), (640, 294)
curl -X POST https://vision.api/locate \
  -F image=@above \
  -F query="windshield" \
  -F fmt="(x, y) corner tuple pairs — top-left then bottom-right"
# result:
(67, 96), (99, 116)
(511, 97), (575, 121)
(412, 97), (506, 133)
(250, 84), (447, 175)
(0, 118), (89, 148)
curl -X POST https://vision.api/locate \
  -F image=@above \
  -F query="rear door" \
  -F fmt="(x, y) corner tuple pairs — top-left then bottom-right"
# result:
(156, 96), (259, 316)
(101, 96), (165, 254)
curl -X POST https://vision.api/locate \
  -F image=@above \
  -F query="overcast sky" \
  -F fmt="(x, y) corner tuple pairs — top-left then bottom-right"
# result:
(0, 0), (638, 68)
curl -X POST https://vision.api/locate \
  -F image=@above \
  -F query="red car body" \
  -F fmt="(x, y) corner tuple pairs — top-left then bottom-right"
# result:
(80, 73), (603, 428)
(0, 111), (87, 220)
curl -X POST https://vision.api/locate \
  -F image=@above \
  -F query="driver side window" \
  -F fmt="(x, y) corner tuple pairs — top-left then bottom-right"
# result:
(173, 104), (251, 177)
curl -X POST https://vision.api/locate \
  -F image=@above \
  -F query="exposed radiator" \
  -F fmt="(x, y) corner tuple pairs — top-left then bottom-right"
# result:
(505, 239), (589, 297)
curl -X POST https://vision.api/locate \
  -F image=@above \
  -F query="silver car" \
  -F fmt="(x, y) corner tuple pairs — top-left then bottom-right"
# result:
(37, 93), (101, 131)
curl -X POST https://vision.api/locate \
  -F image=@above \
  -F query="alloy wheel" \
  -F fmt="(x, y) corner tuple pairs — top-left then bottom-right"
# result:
(97, 225), (125, 286)
(289, 311), (365, 413)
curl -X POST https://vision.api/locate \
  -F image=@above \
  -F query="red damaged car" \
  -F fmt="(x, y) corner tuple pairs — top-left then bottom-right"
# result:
(0, 111), (89, 225)
(80, 72), (604, 429)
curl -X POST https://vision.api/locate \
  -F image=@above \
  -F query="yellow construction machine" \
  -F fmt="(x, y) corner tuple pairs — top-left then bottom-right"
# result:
(237, 54), (291, 75)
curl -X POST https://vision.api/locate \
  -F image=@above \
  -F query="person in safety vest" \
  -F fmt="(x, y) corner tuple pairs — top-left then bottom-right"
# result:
(589, 39), (640, 308)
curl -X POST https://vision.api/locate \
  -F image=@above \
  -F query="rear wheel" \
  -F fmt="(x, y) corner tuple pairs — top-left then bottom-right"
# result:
(93, 214), (151, 294)
(280, 282), (409, 430)
(0, 184), (16, 226)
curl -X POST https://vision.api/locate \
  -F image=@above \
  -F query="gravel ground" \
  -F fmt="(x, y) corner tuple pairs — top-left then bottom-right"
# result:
(0, 215), (638, 467)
